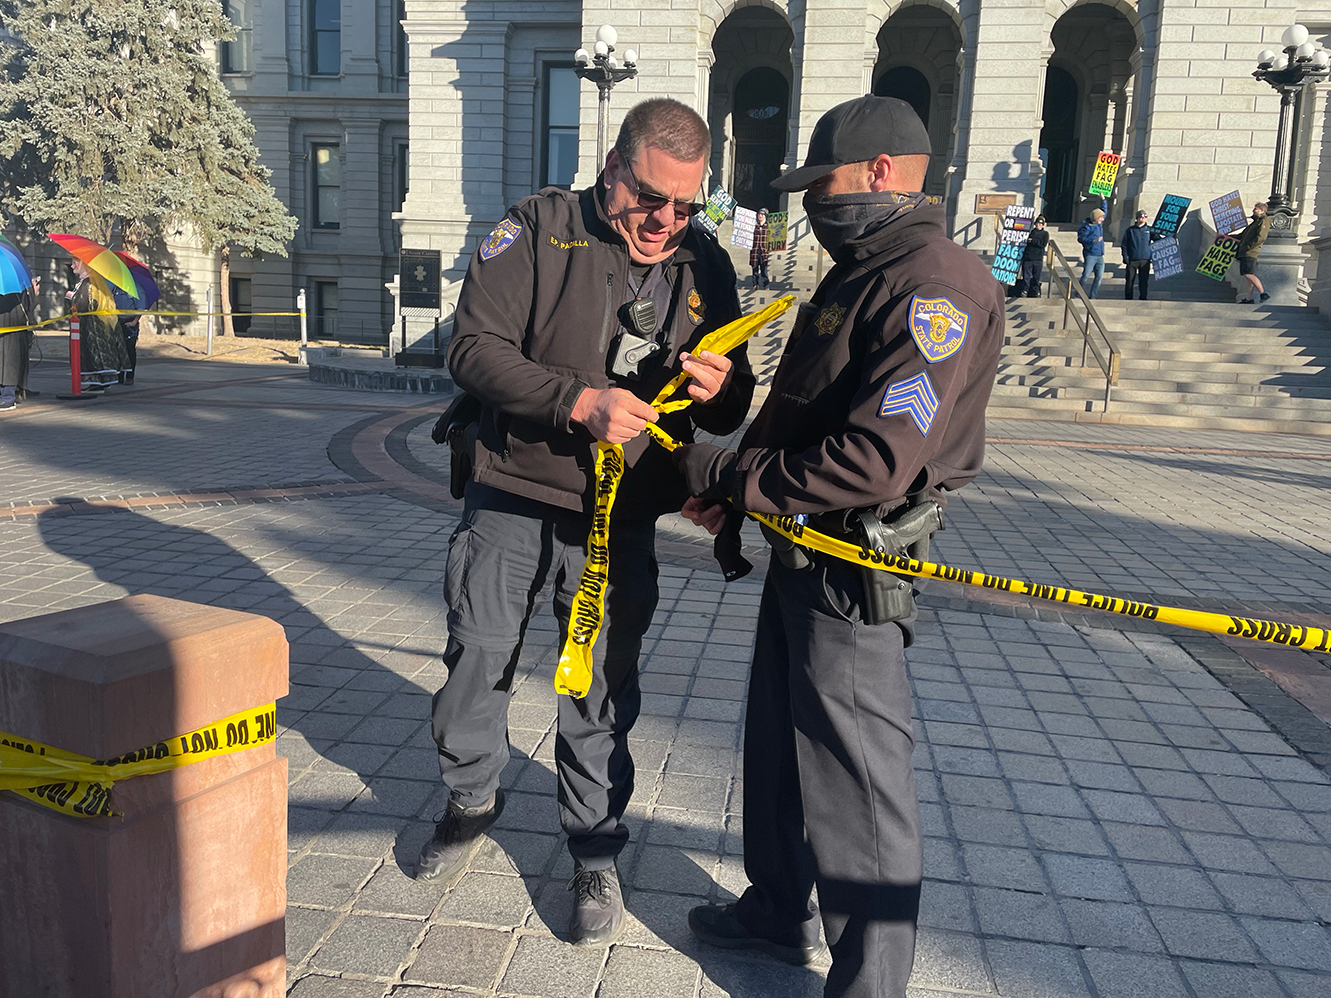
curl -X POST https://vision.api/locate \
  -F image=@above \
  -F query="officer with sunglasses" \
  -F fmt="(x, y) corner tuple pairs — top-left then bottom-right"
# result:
(417, 98), (753, 948)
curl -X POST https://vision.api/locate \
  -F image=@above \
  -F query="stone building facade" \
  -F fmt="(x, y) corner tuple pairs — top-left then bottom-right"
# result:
(397, 0), (1329, 308)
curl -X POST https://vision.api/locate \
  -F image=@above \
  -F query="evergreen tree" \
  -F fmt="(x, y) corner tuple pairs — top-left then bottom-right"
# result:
(0, 0), (297, 332)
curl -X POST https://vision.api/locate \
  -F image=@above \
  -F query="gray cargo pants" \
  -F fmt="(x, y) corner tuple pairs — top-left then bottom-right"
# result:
(432, 482), (657, 869)
(735, 555), (922, 998)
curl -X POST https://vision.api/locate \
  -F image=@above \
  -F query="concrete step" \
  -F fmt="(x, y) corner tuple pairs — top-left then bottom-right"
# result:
(984, 404), (1331, 436)
(997, 370), (1331, 397)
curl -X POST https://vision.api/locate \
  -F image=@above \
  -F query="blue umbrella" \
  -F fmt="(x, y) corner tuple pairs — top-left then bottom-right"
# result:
(0, 234), (34, 296)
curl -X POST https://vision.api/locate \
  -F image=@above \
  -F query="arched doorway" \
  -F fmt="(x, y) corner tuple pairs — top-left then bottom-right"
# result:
(1042, 2), (1140, 222)
(874, 66), (930, 128)
(1039, 65), (1079, 222)
(732, 67), (789, 210)
(873, 4), (963, 202)
(708, 6), (794, 211)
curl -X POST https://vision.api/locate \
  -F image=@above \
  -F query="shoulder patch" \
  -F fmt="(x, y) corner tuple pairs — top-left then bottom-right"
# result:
(814, 303), (845, 338)
(479, 219), (522, 261)
(909, 295), (968, 362)
(879, 371), (939, 436)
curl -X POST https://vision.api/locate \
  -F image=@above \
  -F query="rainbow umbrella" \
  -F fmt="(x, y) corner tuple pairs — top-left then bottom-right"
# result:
(0, 234), (34, 296)
(113, 250), (160, 308)
(48, 233), (139, 299)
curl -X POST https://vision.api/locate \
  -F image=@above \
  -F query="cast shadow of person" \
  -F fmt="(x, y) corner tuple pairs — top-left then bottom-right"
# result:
(33, 500), (536, 880)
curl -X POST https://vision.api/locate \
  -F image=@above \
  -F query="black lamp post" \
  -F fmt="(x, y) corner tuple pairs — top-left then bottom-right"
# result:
(1253, 24), (1329, 218)
(574, 25), (639, 171)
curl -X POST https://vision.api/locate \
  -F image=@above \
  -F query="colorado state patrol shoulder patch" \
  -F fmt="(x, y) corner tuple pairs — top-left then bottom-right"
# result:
(879, 371), (939, 436)
(814, 303), (845, 338)
(479, 218), (522, 261)
(909, 295), (968, 362)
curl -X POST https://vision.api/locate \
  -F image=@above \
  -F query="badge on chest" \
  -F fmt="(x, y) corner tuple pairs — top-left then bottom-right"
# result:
(814, 303), (845, 338)
(909, 295), (968, 362)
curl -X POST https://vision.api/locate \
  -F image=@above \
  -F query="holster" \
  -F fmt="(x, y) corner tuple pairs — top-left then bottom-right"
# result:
(759, 521), (813, 571)
(432, 393), (483, 499)
(851, 495), (943, 625)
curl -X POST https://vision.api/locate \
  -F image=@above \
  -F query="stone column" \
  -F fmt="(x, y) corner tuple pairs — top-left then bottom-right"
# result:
(0, 595), (289, 998)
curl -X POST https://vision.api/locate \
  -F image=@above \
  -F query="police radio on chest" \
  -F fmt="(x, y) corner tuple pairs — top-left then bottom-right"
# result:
(610, 296), (663, 379)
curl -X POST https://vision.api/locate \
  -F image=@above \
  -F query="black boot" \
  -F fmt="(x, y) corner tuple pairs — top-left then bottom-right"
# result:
(568, 864), (625, 946)
(688, 902), (825, 965)
(414, 788), (504, 885)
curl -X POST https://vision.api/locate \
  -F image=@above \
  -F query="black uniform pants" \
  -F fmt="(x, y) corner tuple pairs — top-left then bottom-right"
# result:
(432, 482), (657, 869)
(735, 556), (922, 998)
(1124, 259), (1150, 299)
(1013, 259), (1043, 298)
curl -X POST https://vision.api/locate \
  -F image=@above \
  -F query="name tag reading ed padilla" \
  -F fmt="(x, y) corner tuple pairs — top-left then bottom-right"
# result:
(909, 295), (968, 363)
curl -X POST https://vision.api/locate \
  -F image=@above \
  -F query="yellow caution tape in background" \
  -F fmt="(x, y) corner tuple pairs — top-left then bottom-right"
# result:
(0, 702), (278, 818)
(0, 310), (303, 335)
(555, 294), (797, 697)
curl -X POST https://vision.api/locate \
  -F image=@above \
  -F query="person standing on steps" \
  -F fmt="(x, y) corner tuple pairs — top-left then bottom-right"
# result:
(1120, 209), (1154, 301)
(1012, 215), (1049, 298)
(750, 208), (771, 290)
(1077, 207), (1105, 299)
(1235, 202), (1272, 304)
(413, 98), (753, 950)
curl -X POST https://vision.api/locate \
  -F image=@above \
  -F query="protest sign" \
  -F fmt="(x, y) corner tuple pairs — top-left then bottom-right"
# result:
(1150, 236), (1183, 281)
(1209, 191), (1246, 236)
(1088, 152), (1121, 198)
(731, 206), (757, 249)
(1196, 234), (1239, 281)
(1151, 195), (1191, 238)
(766, 211), (788, 251)
(694, 186), (736, 235)
(990, 205), (1037, 285)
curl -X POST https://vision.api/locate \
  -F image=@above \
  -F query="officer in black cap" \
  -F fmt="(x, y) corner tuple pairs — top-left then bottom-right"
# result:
(672, 96), (1004, 997)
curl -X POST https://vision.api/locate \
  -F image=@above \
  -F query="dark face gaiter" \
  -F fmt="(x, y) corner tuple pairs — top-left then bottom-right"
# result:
(802, 190), (934, 263)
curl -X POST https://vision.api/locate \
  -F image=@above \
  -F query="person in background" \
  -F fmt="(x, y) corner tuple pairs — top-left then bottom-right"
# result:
(1235, 202), (1272, 305)
(750, 208), (770, 290)
(1012, 215), (1049, 298)
(68, 259), (131, 391)
(1076, 208), (1105, 299)
(0, 276), (36, 411)
(1120, 209), (1154, 301)
(111, 284), (142, 384)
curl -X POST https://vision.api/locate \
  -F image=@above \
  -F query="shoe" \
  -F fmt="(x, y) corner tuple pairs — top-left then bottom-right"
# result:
(123, 371), (134, 385)
(414, 788), (504, 885)
(688, 902), (824, 965)
(1238, 298), (1254, 304)
(568, 865), (625, 946)
(1259, 292), (1271, 303)
(0, 400), (15, 412)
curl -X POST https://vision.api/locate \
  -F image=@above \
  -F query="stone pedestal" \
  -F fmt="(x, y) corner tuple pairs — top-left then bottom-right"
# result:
(1246, 226), (1309, 306)
(0, 595), (289, 998)
(1306, 233), (1331, 325)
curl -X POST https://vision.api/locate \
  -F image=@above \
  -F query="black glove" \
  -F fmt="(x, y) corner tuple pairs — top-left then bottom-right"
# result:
(672, 443), (738, 506)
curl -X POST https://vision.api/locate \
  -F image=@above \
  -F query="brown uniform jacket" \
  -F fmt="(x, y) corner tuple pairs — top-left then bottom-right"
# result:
(448, 182), (753, 516)
(735, 202), (1003, 517)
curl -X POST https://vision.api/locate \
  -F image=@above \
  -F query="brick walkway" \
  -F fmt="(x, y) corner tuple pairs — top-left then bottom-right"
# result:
(1, 348), (1328, 998)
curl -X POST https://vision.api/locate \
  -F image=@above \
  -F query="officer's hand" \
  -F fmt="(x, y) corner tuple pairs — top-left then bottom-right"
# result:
(571, 388), (659, 443)
(680, 349), (733, 404)
(672, 442), (738, 505)
(681, 497), (728, 536)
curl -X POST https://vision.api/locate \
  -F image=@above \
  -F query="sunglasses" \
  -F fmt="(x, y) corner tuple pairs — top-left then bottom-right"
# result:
(623, 160), (705, 219)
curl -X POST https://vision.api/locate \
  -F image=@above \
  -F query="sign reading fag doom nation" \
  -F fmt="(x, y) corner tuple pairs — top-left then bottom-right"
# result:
(731, 206), (757, 249)
(766, 211), (788, 251)
(1088, 152), (1121, 198)
(1150, 236), (1183, 281)
(1151, 195), (1191, 239)
(990, 205), (1037, 285)
(1209, 190), (1246, 236)
(1196, 234), (1240, 281)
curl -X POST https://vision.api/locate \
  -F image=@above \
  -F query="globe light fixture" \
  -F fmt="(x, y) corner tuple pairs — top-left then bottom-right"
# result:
(572, 24), (640, 170)
(1253, 23), (1329, 218)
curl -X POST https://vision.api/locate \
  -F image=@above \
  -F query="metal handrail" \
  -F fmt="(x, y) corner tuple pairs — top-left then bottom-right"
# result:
(1045, 239), (1121, 410)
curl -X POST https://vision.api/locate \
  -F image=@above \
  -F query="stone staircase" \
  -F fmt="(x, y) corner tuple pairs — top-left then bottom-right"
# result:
(992, 298), (1331, 434)
(1042, 222), (1233, 303)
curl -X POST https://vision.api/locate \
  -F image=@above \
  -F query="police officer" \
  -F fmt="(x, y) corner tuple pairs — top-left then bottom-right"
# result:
(672, 96), (1004, 997)
(415, 98), (754, 949)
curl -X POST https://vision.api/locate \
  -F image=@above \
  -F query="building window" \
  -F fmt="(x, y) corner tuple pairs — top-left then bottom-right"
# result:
(395, 0), (408, 77)
(315, 281), (338, 339)
(229, 277), (253, 333)
(220, 0), (252, 74)
(396, 143), (409, 211)
(542, 65), (579, 188)
(312, 144), (340, 229)
(309, 0), (340, 76)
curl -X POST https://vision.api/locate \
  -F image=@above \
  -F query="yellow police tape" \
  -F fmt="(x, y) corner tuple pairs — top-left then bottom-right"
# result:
(0, 309), (303, 335)
(0, 701), (278, 818)
(749, 512), (1331, 653)
(554, 294), (798, 697)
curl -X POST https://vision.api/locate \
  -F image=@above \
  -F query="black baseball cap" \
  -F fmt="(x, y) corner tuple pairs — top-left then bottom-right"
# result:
(771, 95), (932, 192)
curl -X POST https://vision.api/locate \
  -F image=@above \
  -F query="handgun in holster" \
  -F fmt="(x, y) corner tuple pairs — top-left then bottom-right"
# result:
(431, 392), (483, 499)
(852, 494), (943, 625)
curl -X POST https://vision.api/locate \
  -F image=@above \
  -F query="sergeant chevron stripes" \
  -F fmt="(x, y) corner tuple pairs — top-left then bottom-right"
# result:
(878, 371), (939, 435)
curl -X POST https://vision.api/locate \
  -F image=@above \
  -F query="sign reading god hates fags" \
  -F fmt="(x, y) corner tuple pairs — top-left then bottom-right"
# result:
(1088, 152), (1121, 199)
